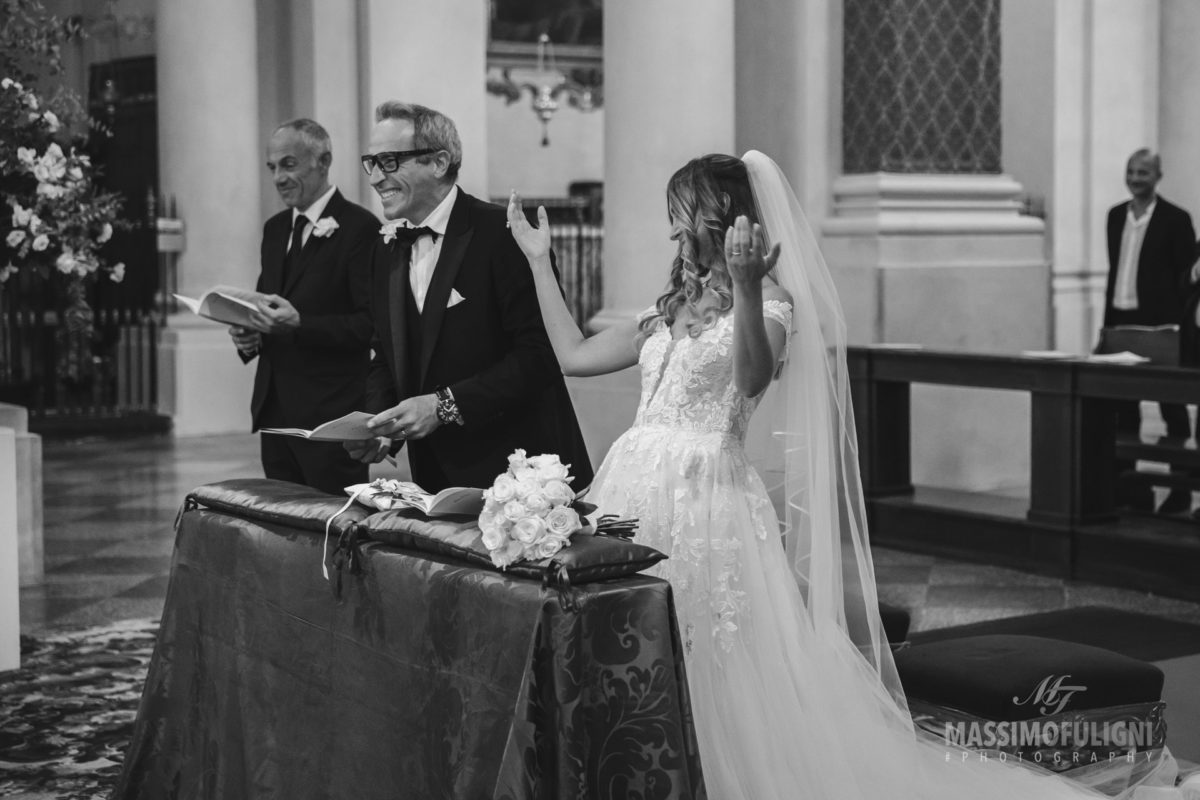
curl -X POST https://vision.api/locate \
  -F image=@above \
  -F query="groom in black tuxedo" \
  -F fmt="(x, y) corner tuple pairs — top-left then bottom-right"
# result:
(347, 101), (592, 492)
(230, 118), (379, 494)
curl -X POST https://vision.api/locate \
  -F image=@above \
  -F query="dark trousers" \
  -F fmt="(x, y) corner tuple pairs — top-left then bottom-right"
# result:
(260, 433), (368, 496)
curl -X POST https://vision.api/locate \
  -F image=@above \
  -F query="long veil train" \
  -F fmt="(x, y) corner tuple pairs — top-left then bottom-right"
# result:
(743, 149), (1183, 799)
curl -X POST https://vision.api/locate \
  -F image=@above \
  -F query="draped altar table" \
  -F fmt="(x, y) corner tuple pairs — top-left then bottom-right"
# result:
(111, 481), (705, 800)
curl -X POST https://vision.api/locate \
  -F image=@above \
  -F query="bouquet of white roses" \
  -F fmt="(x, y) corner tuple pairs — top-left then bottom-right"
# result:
(479, 449), (584, 569)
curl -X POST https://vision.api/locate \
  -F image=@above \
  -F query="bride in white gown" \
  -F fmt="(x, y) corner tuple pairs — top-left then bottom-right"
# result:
(507, 152), (1182, 799)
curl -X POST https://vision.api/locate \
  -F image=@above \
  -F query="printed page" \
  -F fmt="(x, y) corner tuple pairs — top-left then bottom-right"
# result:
(428, 487), (485, 516)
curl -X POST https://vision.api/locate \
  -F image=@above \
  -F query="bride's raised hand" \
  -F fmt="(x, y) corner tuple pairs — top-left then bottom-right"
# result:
(506, 190), (551, 265)
(725, 215), (780, 286)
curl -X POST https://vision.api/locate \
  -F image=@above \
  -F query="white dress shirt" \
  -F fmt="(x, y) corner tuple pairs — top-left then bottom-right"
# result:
(1112, 199), (1156, 310)
(289, 184), (337, 251)
(404, 185), (458, 313)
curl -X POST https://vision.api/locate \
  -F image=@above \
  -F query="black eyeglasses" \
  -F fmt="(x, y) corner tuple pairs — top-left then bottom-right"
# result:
(360, 148), (438, 175)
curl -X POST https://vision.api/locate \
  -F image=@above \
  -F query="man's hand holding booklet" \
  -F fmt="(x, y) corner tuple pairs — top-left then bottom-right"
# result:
(261, 411), (378, 441)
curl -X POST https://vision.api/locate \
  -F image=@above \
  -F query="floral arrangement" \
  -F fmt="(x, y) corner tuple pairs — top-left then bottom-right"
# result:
(479, 449), (585, 568)
(1, 76), (125, 286)
(1, 0), (127, 294)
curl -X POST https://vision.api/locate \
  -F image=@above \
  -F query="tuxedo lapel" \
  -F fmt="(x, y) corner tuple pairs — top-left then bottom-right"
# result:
(281, 190), (345, 296)
(419, 191), (473, 385)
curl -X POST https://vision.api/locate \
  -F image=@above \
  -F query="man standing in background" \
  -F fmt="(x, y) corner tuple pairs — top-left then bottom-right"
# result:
(1102, 148), (1196, 513)
(231, 118), (379, 494)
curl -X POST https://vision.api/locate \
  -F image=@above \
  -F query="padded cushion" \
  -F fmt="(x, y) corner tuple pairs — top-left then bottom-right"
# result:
(894, 634), (1163, 721)
(358, 508), (666, 585)
(186, 479), (372, 537)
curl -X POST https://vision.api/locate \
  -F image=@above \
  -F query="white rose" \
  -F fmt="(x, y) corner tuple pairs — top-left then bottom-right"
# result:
(512, 465), (538, 483)
(31, 234), (49, 252)
(502, 499), (527, 522)
(311, 217), (339, 238)
(545, 505), (581, 537)
(492, 538), (525, 569)
(542, 479), (574, 506)
(523, 490), (550, 514)
(480, 523), (506, 552)
(109, 262), (125, 283)
(490, 473), (517, 503)
(528, 454), (571, 483)
(42, 110), (59, 132)
(0, 78), (12, 90)
(513, 515), (545, 544)
(16, 147), (35, 166)
(533, 534), (568, 560)
(514, 477), (541, 500)
(11, 204), (31, 228)
(5, 230), (25, 248)
(507, 448), (528, 472)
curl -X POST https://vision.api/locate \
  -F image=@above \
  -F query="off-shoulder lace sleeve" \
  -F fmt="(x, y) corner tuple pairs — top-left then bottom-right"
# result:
(763, 298), (793, 330)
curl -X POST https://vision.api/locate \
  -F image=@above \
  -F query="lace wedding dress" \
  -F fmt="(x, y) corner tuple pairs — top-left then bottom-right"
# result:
(588, 299), (1180, 799)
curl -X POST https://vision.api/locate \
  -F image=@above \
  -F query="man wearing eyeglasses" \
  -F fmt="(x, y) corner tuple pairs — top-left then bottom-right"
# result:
(346, 101), (592, 492)
(231, 118), (379, 494)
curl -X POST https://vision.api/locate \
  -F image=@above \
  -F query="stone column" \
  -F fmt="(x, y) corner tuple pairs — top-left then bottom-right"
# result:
(824, 0), (1047, 492)
(155, 0), (260, 435)
(360, 0), (488, 204)
(0, 428), (18, 670)
(567, 0), (737, 473)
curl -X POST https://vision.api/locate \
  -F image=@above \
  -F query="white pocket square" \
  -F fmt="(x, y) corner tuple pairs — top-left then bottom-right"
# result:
(448, 289), (466, 308)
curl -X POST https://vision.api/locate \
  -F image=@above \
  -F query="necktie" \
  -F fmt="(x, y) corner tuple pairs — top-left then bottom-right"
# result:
(387, 225), (436, 248)
(283, 215), (308, 285)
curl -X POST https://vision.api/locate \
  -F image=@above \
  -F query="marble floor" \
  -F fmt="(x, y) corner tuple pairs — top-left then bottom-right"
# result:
(19, 432), (1200, 636)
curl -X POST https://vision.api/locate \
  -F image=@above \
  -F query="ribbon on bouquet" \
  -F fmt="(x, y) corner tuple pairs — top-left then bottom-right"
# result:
(321, 484), (373, 583)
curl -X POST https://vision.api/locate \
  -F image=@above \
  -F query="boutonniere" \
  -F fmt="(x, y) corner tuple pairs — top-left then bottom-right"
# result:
(311, 217), (339, 238)
(380, 221), (400, 244)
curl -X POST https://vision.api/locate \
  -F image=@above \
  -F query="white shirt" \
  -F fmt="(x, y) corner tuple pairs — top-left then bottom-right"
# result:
(289, 184), (337, 251)
(1113, 199), (1156, 310)
(405, 185), (458, 313)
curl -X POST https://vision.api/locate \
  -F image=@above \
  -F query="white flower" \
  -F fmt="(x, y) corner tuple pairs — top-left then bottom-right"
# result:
(528, 454), (571, 483)
(507, 449), (528, 471)
(31, 234), (49, 252)
(533, 534), (568, 560)
(11, 204), (31, 228)
(542, 479), (574, 506)
(109, 262), (125, 282)
(491, 538), (526, 569)
(55, 250), (77, 273)
(545, 505), (581, 537)
(42, 110), (59, 132)
(97, 222), (113, 243)
(490, 473), (518, 503)
(24, 93), (37, 109)
(523, 490), (550, 514)
(0, 264), (18, 283)
(67, 164), (83, 181)
(16, 147), (36, 166)
(502, 500), (527, 523)
(379, 222), (398, 244)
(36, 181), (67, 199)
(28, 214), (43, 233)
(1, 78), (14, 90)
(513, 515), (545, 544)
(514, 476), (540, 499)
(5, 230), (26, 248)
(311, 217), (339, 238)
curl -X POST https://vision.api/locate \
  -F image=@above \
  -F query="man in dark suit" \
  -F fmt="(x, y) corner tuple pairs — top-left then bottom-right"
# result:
(230, 118), (378, 494)
(346, 101), (592, 492)
(1103, 148), (1196, 512)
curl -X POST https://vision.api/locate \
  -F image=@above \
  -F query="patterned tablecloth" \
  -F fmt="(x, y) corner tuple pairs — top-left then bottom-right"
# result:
(111, 503), (706, 799)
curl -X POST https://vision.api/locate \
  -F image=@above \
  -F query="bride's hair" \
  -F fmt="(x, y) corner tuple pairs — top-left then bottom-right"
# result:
(639, 154), (758, 342)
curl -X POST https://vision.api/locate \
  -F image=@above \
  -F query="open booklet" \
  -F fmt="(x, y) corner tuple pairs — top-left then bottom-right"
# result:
(262, 411), (378, 441)
(173, 285), (268, 327)
(345, 479), (485, 517)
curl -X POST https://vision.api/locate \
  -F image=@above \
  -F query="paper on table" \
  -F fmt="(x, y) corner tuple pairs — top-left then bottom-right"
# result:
(1021, 350), (1077, 359)
(1087, 351), (1150, 365)
(262, 411), (377, 441)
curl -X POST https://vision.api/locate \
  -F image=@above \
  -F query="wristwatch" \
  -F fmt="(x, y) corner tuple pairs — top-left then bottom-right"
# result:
(434, 386), (464, 426)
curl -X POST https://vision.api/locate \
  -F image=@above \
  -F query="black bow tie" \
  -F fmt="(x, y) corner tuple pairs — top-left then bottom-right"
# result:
(388, 225), (437, 247)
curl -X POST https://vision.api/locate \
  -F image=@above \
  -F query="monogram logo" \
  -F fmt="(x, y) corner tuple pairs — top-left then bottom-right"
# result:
(1012, 675), (1087, 716)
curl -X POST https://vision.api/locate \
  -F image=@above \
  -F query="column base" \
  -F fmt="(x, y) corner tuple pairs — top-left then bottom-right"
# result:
(158, 315), (255, 437)
(822, 172), (1048, 493)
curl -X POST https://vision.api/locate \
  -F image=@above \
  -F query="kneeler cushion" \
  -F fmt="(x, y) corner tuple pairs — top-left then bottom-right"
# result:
(894, 634), (1163, 721)
(359, 508), (667, 585)
(185, 478), (373, 536)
